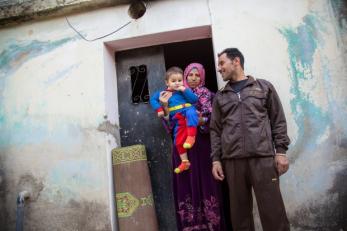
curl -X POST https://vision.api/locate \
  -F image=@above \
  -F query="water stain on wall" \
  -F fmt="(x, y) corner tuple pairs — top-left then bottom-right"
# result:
(291, 166), (346, 230)
(16, 173), (44, 202)
(97, 119), (120, 145)
(330, 0), (347, 51)
(24, 199), (111, 231)
(1, 170), (111, 230)
(0, 173), (44, 230)
(0, 166), (8, 229)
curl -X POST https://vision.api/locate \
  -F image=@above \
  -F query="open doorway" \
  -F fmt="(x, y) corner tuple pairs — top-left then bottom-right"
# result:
(114, 38), (218, 230)
(163, 38), (218, 93)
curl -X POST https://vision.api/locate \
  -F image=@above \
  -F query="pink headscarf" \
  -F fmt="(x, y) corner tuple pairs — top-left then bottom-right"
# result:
(183, 63), (205, 88)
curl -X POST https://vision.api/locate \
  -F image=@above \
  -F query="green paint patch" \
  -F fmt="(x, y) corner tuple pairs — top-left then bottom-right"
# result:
(280, 14), (325, 77)
(0, 37), (76, 75)
(279, 13), (330, 160)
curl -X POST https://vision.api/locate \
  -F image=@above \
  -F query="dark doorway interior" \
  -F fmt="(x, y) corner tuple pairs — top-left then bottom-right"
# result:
(163, 38), (218, 93)
(114, 38), (221, 231)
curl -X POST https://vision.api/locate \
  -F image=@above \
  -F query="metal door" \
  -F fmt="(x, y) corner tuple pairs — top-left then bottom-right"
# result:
(115, 46), (176, 231)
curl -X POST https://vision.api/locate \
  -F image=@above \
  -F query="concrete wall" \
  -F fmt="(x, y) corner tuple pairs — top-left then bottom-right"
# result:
(0, 0), (346, 230)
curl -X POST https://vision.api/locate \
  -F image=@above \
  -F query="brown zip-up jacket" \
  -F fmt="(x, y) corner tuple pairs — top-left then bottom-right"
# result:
(210, 76), (290, 161)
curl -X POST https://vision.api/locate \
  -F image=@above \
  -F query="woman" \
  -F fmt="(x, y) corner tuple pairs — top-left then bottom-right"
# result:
(160, 63), (226, 231)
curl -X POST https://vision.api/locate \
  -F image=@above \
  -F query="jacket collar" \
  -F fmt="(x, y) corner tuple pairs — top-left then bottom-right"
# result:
(222, 75), (256, 92)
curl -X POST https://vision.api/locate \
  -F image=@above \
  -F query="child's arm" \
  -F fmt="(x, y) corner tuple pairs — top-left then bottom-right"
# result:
(178, 86), (198, 104)
(159, 91), (171, 118)
(158, 91), (174, 133)
(149, 91), (165, 117)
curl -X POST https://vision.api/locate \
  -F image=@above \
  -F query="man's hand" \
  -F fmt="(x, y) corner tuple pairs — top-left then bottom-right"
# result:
(212, 161), (225, 181)
(275, 154), (289, 176)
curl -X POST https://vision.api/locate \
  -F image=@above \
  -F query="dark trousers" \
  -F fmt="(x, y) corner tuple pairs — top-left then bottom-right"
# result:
(223, 157), (290, 231)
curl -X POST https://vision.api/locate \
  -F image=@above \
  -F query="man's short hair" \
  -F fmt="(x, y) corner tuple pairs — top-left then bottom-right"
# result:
(165, 66), (183, 80)
(218, 48), (245, 70)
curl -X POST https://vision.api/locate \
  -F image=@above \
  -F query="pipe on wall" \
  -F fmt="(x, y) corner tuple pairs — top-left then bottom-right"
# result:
(16, 191), (30, 231)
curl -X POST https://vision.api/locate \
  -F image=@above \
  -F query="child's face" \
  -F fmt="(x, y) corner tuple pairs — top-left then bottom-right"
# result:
(166, 73), (184, 90)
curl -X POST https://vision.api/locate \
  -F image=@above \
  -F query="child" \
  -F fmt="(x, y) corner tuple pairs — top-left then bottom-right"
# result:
(150, 67), (199, 174)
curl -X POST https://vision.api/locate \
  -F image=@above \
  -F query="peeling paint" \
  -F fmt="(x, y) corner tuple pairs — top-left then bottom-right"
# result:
(97, 119), (120, 145)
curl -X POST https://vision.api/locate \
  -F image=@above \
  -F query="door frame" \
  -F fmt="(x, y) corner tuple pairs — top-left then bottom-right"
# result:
(103, 25), (213, 231)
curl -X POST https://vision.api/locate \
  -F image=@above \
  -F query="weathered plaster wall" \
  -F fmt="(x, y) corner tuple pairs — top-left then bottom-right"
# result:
(0, 15), (112, 231)
(209, 0), (347, 230)
(0, 0), (133, 27)
(0, 0), (346, 230)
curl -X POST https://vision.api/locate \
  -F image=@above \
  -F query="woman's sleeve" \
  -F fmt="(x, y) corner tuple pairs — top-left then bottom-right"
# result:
(198, 87), (214, 119)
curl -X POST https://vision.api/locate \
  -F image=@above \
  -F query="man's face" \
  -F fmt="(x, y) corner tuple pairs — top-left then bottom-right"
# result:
(217, 53), (237, 81)
(166, 73), (184, 90)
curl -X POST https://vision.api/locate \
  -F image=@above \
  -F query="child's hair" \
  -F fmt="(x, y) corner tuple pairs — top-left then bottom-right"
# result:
(165, 66), (183, 80)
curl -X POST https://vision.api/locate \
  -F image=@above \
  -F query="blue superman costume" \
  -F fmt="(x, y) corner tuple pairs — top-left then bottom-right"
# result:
(150, 88), (199, 156)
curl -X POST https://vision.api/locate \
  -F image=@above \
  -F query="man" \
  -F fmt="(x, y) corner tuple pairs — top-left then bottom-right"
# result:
(210, 48), (290, 231)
